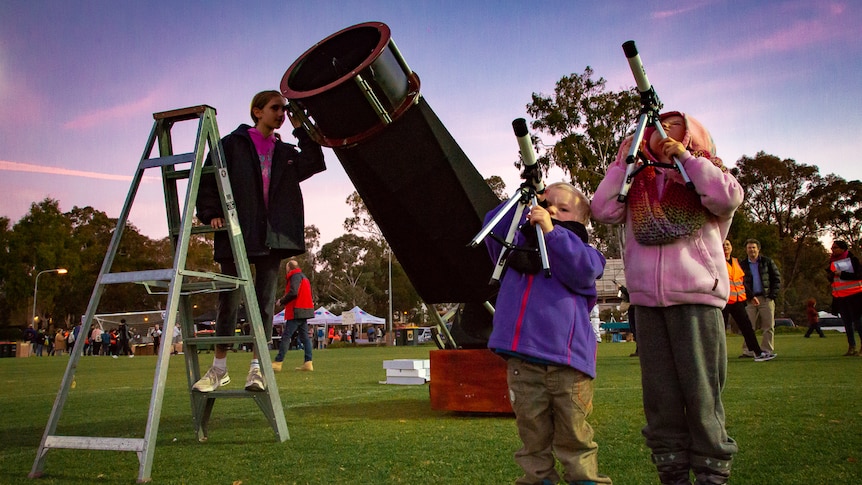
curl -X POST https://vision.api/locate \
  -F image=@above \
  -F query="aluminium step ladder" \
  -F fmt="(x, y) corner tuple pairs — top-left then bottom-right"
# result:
(29, 105), (288, 483)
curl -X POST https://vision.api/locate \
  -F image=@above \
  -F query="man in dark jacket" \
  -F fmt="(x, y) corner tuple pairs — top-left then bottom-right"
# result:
(741, 238), (781, 356)
(194, 90), (325, 393)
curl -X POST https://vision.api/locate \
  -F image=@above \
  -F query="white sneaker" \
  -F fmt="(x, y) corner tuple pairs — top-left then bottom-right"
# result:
(245, 367), (266, 392)
(192, 367), (230, 392)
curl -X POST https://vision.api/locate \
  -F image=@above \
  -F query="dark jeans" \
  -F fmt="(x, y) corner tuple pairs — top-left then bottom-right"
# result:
(216, 255), (281, 346)
(274, 318), (312, 363)
(721, 300), (763, 355)
(834, 293), (862, 348)
(804, 324), (825, 338)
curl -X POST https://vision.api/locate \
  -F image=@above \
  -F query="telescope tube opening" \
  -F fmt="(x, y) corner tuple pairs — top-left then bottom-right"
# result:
(281, 22), (420, 146)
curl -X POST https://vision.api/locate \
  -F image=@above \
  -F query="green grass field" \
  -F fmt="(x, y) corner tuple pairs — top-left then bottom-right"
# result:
(1, 330), (860, 484)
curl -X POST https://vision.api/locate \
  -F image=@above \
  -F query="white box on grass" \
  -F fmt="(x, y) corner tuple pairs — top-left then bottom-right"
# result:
(382, 359), (429, 370)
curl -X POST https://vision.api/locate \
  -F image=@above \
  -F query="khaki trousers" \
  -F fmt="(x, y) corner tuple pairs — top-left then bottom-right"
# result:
(744, 297), (775, 353)
(506, 358), (612, 485)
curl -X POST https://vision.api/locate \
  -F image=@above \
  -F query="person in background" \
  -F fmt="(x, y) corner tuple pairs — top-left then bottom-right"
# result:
(741, 239), (781, 357)
(619, 285), (638, 356)
(273, 259), (314, 372)
(91, 325), (103, 356)
(590, 305), (602, 343)
(116, 319), (133, 358)
(827, 240), (862, 355)
(35, 327), (45, 357)
(54, 329), (67, 356)
(24, 324), (37, 355)
(171, 323), (182, 355)
(722, 239), (775, 362)
(804, 298), (826, 338)
(150, 324), (162, 354)
(193, 90), (325, 392)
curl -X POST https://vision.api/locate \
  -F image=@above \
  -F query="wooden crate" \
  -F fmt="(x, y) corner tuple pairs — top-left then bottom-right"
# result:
(133, 344), (154, 356)
(429, 349), (512, 414)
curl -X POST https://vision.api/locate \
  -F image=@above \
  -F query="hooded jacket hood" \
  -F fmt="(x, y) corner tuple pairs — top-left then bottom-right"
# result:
(644, 111), (721, 167)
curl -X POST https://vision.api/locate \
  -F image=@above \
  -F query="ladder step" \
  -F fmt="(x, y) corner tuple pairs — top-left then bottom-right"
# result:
(100, 269), (176, 284)
(166, 225), (226, 241)
(44, 435), (145, 453)
(193, 389), (269, 398)
(141, 152), (195, 169)
(184, 335), (256, 345)
(153, 105), (214, 122)
(99, 270), (246, 295)
(163, 165), (217, 182)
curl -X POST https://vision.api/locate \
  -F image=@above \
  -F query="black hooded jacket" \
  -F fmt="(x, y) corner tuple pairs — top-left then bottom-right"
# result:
(196, 124), (325, 262)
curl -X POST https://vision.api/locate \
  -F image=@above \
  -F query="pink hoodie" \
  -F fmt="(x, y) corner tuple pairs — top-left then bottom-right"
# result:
(592, 112), (743, 308)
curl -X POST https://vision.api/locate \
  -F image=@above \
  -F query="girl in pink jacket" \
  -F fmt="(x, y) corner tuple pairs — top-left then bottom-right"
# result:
(592, 112), (743, 485)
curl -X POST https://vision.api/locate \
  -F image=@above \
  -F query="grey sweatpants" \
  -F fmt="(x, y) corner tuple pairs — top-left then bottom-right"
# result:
(635, 304), (737, 479)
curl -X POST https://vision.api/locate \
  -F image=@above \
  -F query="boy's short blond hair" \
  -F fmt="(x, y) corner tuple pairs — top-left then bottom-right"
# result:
(546, 181), (591, 220)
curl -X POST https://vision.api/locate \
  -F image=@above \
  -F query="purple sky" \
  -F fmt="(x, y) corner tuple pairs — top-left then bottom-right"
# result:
(1, 1), (860, 245)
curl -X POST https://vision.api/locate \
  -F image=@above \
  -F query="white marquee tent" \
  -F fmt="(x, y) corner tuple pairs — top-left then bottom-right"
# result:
(308, 307), (342, 325)
(274, 306), (342, 325)
(341, 306), (385, 325)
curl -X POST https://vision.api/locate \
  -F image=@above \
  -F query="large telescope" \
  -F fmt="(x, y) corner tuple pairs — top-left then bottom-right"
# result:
(281, 22), (499, 344)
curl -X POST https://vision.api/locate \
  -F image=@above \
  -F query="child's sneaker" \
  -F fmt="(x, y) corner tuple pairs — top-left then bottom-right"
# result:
(192, 367), (230, 392)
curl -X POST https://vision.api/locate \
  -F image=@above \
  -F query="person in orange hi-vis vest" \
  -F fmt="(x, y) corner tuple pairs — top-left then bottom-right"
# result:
(721, 240), (775, 362)
(827, 240), (862, 356)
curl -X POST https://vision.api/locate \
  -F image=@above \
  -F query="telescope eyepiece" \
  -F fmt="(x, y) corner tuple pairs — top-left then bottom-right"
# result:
(622, 40), (638, 58)
(512, 118), (529, 138)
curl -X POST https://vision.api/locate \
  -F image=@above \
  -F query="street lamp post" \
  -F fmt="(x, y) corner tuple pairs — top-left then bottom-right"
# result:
(388, 249), (393, 336)
(32, 268), (68, 326)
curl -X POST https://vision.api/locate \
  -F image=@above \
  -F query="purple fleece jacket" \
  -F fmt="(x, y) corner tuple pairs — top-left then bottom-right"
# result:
(484, 202), (606, 378)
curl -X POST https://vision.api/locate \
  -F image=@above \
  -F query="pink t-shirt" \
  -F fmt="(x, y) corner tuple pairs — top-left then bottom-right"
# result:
(248, 128), (276, 208)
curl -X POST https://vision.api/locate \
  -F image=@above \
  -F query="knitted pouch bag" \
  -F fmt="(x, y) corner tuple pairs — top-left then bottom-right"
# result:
(628, 165), (707, 245)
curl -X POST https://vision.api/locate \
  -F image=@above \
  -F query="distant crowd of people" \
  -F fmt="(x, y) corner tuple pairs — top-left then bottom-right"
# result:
(22, 320), (164, 358)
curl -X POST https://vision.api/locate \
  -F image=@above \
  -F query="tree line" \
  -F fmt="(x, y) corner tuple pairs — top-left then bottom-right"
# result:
(1, 67), (860, 334)
(0, 197), (423, 335)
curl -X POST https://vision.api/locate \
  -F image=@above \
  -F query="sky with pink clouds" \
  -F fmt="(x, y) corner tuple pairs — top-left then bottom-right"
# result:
(1, 1), (860, 246)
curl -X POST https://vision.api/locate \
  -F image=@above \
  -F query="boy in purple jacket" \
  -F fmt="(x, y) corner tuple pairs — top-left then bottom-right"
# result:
(485, 182), (611, 485)
(592, 112), (743, 484)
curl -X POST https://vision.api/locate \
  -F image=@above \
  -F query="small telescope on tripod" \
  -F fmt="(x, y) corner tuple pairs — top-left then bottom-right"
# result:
(617, 40), (695, 202)
(469, 118), (551, 283)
